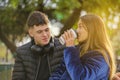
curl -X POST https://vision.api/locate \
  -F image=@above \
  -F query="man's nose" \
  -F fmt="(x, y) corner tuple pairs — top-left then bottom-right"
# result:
(42, 31), (47, 36)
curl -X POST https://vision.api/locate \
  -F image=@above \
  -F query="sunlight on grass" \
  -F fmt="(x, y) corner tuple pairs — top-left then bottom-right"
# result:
(0, 44), (6, 58)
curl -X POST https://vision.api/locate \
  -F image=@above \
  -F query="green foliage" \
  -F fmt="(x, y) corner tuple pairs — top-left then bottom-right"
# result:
(0, 0), (120, 55)
(49, 0), (81, 21)
(116, 50), (120, 55)
(0, 44), (6, 58)
(9, 0), (19, 9)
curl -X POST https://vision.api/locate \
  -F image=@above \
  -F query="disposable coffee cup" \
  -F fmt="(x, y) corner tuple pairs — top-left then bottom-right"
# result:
(59, 29), (77, 45)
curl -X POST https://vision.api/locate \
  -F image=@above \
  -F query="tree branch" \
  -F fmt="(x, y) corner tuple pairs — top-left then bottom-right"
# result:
(60, 8), (82, 35)
(60, 0), (83, 35)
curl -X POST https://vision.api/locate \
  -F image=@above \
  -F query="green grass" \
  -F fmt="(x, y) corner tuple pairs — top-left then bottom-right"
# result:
(0, 44), (6, 58)
(0, 69), (12, 80)
(0, 42), (14, 80)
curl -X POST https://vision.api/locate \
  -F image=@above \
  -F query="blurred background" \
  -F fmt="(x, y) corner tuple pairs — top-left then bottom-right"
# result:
(0, 0), (120, 80)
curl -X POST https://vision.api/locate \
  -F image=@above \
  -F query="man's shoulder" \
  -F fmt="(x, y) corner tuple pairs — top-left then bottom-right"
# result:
(16, 41), (32, 53)
(52, 38), (65, 53)
(54, 37), (61, 46)
(54, 38), (65, 49)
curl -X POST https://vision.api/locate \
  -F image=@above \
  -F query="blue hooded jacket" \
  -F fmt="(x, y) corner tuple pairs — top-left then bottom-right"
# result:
(49, 46), (109, 80)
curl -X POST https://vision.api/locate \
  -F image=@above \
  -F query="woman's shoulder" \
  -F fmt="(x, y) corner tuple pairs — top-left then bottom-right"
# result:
(81, 50), (104, 60)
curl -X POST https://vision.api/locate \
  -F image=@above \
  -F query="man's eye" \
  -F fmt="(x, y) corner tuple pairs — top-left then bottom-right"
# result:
(37, 31), (42, 33)
(45, 29), (49, 32)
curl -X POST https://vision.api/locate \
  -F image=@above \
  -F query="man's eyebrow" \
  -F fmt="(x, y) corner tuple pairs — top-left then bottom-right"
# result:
(45, 27), (50, 30)
(36, 30), (42, 33)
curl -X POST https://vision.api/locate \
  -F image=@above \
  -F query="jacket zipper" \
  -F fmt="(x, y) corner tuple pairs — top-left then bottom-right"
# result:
(47, 54), (51, 75)
(34, 56), (41, 80)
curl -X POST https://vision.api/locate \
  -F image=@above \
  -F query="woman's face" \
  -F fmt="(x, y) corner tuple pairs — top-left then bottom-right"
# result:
(77, 20), (88, 43)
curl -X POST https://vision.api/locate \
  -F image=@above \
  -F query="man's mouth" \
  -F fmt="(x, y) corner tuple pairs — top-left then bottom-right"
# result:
(42, 38), (48, 42)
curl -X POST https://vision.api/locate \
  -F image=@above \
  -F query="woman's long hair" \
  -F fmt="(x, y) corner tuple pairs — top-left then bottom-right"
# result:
(79, 14), (116, 79)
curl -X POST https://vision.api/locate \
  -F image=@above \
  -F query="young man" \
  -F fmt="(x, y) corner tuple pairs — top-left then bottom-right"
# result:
(12, 11), (64, 80)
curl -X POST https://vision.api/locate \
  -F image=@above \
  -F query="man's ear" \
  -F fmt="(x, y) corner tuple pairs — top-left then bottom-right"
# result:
(28, 28), (34, 37)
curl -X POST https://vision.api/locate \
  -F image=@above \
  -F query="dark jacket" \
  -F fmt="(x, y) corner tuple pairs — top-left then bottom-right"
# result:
(49, 46), (109, 80)
(12, 38), (65, 80)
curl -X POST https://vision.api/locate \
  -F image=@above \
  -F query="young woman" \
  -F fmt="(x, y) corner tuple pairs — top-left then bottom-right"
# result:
(49, 14), (116, 80)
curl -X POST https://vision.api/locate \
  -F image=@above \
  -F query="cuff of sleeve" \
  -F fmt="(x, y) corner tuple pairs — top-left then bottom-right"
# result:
(64, 46), (80, 57)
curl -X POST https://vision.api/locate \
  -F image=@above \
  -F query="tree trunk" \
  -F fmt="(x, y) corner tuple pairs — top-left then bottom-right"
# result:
(0, 27), (16, 56)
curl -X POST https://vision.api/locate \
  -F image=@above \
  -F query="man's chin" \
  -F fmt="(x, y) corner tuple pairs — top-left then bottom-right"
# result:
(42, 41), (49, 45)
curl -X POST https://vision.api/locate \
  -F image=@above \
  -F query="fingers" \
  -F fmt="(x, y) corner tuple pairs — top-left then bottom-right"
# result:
(112, 72), (120, 80)
(63, 29), (73, 40)
(112, 75), (120, 80)
(64, 31), (68, 40)
(61, 29), (75, 46)
(116, 72), (120, 77)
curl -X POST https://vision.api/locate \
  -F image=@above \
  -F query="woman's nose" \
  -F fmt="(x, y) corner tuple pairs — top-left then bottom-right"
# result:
(76, 29), (79, 33)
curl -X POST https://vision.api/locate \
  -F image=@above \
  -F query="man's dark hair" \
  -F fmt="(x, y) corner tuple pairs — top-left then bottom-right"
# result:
(27, 11), (49, 28)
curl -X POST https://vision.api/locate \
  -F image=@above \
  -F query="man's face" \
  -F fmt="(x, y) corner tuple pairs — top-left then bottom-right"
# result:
(29, 24), (51, 46)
